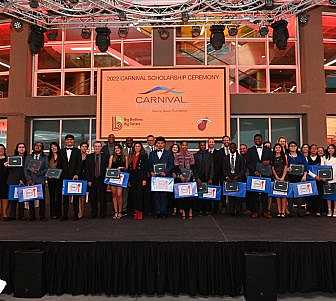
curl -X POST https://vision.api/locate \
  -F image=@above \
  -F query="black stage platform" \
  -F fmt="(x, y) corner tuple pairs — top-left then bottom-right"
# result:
(1, 216), (336, 296)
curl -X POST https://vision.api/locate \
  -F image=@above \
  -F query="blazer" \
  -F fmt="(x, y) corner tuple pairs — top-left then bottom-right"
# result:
(102, 143), (115, 158)
(144, 145), (155, 158)
(7, 156), (26, 185)
(129, 153), (148, 183)
(85, 153), (109, 182)
(246, 146), (273, 176)
(222, 152), (246, 182)
(59, 147), (82, 179)
(193, 150), (214, 182)
(148, 149), (174, 176)
(24, 153), (49, 184)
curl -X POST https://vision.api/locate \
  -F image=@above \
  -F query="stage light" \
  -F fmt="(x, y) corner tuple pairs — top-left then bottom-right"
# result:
(181, 12), (189, 23)
(47, 30), (58, 40)
(191, 26), (201, 38)
(228, 25), (238, 37)
(259, 25), (269, 37)
(118, 27), (128, 38)
(271, 19), (288, 50)
(264, 0), (273, 9)
(158, 27), (169, 40)
(118, 11), (126, 21)
(95, 27), (111, 52)
(29, 0), (39, 8)
(210, 25), (225, 50)
(11, 19), (23, 32)
(28, 25), (46, 55)
(81, 28), (91, 39)
(329, 0), (336, 5)
(298, 13), (309, 24)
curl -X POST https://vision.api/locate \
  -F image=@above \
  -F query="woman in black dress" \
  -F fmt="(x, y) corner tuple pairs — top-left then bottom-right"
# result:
(128, 142), (148, 220)
(6, 143), (27, 220)
(0, 144), (9, 220)
(108, 144), (129, 219)
(47, 142), (62, 219)
(271, 143), (288, 217)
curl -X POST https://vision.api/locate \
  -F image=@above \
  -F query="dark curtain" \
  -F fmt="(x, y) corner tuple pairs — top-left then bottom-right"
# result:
(0, 241), (336, 296)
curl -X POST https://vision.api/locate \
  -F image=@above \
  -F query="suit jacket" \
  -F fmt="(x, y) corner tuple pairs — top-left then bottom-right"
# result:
(7, 156), (26, 185)
(85, 153), (108, 182)
(148, 149), (174, 176)
(24, 153), (49, 184)
(222, 152), (246, 182)
(144, 145), (155, 158)
(193, 150), (214, 182)
(123, 147), (132, 157)
(246, 146), (272, 176)
(59, 147), (82, 179)
(129, 153), (148, 183)
(102, 143), (115, 158)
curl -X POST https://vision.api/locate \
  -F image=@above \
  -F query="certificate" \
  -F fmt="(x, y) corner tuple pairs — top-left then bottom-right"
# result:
(318, 167), (333, 181)
(174, 182), (198, 198)
(7, 156), (22, 167)
(27, 159), (42, 173)
(323, 183), (336, 195)
(251, 178), (266, 191)
(224, 181), (239, 192)
(62, 180), (88, 196)
(151, 177), (174, 192)
(46, 168), (62, 179)
(289, 164), (304, 176)
(274, 180), (288, 192)
(198, 183), (208, 194)
(17, 184), (44, 202)
(105, 172), (129, 188)
(105, 168), (120, 179)
(199, 185), (222, 201)
(154, 163), (166, 175)
(180, 167), (191, 179)
(297, 182), (313, 196)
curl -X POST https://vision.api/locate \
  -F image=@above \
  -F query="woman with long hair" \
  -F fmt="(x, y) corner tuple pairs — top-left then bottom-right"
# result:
(128, 142), (148, 220)
(108, 144), (129, 219)
(47, 142), (62, 219)
(271, 143), (288, 217)
(6, 143), (27, 220)
(0, 144), (9, 220)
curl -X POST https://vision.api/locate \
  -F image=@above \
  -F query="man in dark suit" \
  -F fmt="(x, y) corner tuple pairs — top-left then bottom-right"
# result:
(86, 141), (108, 218)
(24, 142), (49, 221)
(223, 142), (246, 216)
(148, 136), (174, 218)
(246, 134), (272, 218)
(207, 137), (220, 214)
(102, 133), (116, 158)
(144, 134), (155, 158)
(59, 134), (82, 221)
(123, 137), (133, 157)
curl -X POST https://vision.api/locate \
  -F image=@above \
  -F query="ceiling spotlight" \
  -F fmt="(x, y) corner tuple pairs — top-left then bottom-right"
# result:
(181, 12), (189, 23)
(118, 27), (128, 38)
(210, 25), (225, 50)
(259, 25), (269, 37)
(28, 25), (46, 55)
(329, 0), (336, 5)
(298, 13), (309, 24)
(271, 19), (289, 50)
(228, 25), (238, 37)
(29, 0), (39, 8)
(11, 19), (23, 32)
(264, 0), (273, 9)
(158, 28), (169, 40)
(118, 10), (126, 21)
(191, 26), (201, 38)
(95, 27), (111, 52)
(47, 30), (58, 40)
(81, 28), (91, 39)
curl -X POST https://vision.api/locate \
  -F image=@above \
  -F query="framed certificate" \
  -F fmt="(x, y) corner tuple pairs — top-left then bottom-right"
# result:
(223, 182), (247, 197)
(198, 185), (222, 201)
(154, 163), (166, 175)
(62, 180), (88, 196)
(246, 176), (272, 193)
(180, 167), (191, 179)
(151, 177), (174, 192)
(317, 167), (333, 181)
(224, 181), (239, 192)
(198, 183), (208, 194)
(289, 164), (304, 176)
(274, 180), (289, 192)
(105, 168), (120, 179)
(17, 184), (44, 202)
(174, 182), (198, 199)
(46, 168), (62, 179)
(323, 183), (336, 195)
(104, 172), (129, 188)
(27, 159), (42, 173)
(293, 181), (318, 197)
(7, 156), (22, 167)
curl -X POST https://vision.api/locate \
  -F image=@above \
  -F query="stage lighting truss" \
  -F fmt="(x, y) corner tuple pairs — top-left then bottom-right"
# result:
(0, 0), (326, 29)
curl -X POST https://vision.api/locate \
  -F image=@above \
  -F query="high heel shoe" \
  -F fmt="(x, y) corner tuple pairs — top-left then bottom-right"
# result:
(117, 212), (122, 219)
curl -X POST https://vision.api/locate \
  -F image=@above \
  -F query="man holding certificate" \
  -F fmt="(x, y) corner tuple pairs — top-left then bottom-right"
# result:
(149, 136), (174, 218)
(24, 142), (48, 221)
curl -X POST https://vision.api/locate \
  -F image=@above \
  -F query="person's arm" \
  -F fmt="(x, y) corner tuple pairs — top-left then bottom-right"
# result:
(108, 155), (113, 169)
(280, 157), (288, 181)
(125, 155), (129, 170)
(301, 155), (308, 181)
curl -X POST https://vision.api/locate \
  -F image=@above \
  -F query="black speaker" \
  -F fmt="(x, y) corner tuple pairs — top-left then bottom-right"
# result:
(14, 250), (45, 298)
(244, 252), (277, 301)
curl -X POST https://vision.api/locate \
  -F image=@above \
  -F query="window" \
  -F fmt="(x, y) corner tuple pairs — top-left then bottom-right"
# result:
(31, 118), (96, 150)
(0, 23), (11, 98)
(0, 119), (7, 147)
(175, 16), (300, 94)
(323, 14), (336, 93)
(327, 116), (336, 144)
(231, 115), (302, 147)
(33, 28), (152, 96)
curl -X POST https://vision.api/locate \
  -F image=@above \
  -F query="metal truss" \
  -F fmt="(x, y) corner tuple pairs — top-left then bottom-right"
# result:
(0, 0), (327, 29)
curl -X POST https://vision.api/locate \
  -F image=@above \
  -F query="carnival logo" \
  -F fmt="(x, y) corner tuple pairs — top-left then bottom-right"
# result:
(111, 116), (123, 131)
(139, 86), (183, 95)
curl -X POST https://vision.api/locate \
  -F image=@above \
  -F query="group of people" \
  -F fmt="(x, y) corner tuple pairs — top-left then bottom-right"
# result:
(0, 132), (335, 222)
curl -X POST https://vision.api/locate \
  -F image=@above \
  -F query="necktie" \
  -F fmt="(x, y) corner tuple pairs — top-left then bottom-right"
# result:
(231, 154), (235, 174)
(34, 154), (38, 160)
(95, 155), (100, 178)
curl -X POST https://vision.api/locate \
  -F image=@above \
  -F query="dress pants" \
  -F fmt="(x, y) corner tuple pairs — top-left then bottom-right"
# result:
(9, 201), (24, 219)
(250, 191), (268, 214)
(29, 199), (46, 219)
(227, 196), (242, 215)
(153, 191), (168, 216)
(48, 179), (62, 218)
(89, 178), (106, 218)
(62, 195), (79, 218)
